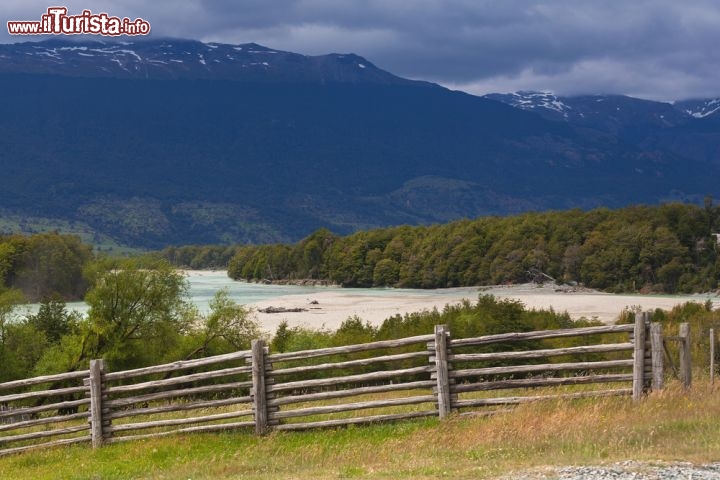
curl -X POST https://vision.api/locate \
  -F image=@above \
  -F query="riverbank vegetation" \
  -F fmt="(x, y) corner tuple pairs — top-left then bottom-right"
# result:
(4, 256), (717, 389)
(0, 258), (260, 383)
(5, 202), (717, 300)
(226, 203), (720, 293)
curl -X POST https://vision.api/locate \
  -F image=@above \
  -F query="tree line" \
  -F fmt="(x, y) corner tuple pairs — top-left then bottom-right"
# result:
(227, 202), (720, 293)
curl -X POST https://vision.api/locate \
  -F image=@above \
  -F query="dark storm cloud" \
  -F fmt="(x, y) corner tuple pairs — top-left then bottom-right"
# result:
(3, 0), (720, 100)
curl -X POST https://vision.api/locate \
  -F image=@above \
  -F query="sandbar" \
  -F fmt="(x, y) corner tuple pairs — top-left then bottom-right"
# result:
(247, 283), (720, 333)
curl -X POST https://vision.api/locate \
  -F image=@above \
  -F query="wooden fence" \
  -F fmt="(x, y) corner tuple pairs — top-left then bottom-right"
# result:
(0, 313), (682, 456)
(0, 370), (91, 456)
(94, 350), (255, 446)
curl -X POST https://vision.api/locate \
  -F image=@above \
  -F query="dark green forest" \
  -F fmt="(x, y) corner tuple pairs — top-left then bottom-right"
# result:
(226, 203), (720, 293)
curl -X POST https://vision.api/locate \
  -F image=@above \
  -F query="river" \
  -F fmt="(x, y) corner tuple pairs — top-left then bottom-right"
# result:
(14, 271), (719, 330)
(17, 270), (475, 317)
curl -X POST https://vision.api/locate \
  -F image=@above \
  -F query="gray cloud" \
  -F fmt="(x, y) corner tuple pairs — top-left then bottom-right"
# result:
(3, 0), (720, 100)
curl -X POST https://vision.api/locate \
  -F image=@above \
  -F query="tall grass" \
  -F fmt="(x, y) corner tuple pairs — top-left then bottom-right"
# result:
(2, 379), (719, 479)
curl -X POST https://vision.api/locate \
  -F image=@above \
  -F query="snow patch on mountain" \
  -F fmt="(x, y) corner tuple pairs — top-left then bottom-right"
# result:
(487, 91), (720, 127)
(488, 91), (572, 118)
(679, 98), (720, 118)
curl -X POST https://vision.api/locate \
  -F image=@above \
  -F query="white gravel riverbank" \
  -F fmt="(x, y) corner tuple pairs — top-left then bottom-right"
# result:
(247, 282), (720, 332)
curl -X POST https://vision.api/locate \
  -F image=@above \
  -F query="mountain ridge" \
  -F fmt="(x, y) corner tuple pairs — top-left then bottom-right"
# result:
(0, 38), (432, 86)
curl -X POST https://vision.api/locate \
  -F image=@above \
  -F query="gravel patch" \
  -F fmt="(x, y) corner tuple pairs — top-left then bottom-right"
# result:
(504, 461), (720, 479)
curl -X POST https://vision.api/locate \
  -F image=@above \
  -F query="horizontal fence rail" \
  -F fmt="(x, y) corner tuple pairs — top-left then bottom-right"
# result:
(95, 350), (255, 446)
(436, 323), (641, 416)
(0, 313), (670, 456)
(0, 370), (91, 456)
(258, 334), (438, 433)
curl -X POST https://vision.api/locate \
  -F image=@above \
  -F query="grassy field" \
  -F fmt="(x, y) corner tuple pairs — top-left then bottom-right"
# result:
(1, 380), (719, 479)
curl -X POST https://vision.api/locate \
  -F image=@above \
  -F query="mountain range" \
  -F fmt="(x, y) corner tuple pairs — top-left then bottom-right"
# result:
(0, 38), (718, 249)
(484, 91), (720, 166)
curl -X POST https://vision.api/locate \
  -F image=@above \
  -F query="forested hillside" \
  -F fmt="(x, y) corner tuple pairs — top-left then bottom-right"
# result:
(226, 203), (720, 293)
(3, 40), (720, 249)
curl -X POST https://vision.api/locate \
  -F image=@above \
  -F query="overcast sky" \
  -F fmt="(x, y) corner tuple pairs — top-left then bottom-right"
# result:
(3, 0), (720, 101)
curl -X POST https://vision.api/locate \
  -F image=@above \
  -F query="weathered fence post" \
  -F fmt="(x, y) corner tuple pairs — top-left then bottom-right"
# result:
(632, 312), (647, 401)
(251, 339), (269, 434)
(434, 324), (452, 419)
(88, 359), (106, 448)
(679, 323), (692, 389)
(650, 322), (664, 391)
